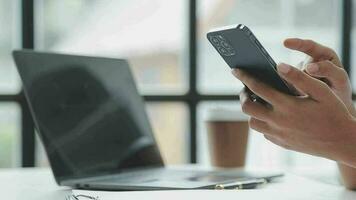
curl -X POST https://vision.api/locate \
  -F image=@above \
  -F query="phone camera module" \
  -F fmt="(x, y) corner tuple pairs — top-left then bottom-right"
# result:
(210, 34), (236, 56)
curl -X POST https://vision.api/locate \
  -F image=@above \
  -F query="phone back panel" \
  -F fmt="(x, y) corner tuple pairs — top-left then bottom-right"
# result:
(207, 24), (294, 95)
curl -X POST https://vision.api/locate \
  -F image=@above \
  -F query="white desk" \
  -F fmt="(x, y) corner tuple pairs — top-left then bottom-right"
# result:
(1, 168), (356, 200)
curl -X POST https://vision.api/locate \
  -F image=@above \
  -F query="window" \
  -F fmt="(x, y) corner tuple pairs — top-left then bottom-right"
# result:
(0, 0), (21, 93)
(35, 0), (188, 94)
(146, 103), (189, 164)
(0, 0), (353, 169)
(0, 0), (21, 168)
(0, 103), (21, 167)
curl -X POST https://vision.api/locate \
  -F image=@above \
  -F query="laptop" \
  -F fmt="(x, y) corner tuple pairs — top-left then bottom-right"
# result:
(13, 50), (283, 190)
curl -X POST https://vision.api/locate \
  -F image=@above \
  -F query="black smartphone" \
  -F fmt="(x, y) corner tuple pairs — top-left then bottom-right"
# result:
(207, 24), (297, 102)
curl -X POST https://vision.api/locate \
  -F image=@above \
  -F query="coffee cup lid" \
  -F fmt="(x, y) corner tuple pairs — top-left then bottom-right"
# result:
(204, 107), (249, 122)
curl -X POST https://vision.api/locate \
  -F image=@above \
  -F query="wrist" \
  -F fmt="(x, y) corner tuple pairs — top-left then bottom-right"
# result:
(335, 115), (356, 168)
(337, 162), (356, 190)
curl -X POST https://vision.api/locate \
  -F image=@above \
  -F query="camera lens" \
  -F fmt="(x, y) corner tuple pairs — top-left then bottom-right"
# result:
(221, 40), (233, 49)
(218, 47), (235, 56)
(218, 47), (229, 56)
(218, 35), (225, 41)
(210, 36), (220, 46)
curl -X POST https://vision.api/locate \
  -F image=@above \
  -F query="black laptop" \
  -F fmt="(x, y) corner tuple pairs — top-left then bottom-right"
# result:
(13, 50), (282, 190)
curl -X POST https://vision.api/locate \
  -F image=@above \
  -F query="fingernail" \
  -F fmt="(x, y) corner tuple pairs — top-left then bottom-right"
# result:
(306, 63), (319, 73)
(277, 63), (291, 74)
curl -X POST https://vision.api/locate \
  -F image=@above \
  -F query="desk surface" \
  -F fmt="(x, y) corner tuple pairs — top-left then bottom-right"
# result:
(1, 168), (356, 200)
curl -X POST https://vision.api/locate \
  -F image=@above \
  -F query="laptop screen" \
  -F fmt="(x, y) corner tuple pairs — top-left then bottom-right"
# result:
(13, 50), (164, 182)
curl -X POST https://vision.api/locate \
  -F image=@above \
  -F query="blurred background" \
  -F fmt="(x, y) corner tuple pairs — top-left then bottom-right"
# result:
(0, 0), (354, 176)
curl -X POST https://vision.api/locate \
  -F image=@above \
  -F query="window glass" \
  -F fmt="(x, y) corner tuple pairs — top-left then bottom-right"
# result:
(0, 0), (21, 93)
(0, 0), (21, 168)
(35, 0), (188, 95)
(146, 103), (189, 164)
(0, 103), (21, 167)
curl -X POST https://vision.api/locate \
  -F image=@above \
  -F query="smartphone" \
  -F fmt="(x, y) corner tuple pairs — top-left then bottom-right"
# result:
(207, 24), (297, 102)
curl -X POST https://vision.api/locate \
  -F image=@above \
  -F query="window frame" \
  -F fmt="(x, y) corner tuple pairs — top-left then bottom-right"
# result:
(0, 0), (352, 166)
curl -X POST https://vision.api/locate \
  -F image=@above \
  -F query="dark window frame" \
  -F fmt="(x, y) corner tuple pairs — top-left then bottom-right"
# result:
(0, 0), (353, 167)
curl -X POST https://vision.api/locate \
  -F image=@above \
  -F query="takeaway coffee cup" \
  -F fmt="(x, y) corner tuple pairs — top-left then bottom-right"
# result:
(205, 108), (249, 168)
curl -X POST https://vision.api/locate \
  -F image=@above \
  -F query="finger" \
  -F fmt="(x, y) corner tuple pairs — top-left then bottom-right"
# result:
(249, 117), (272, 134)
(232, 69), (289, 105)
(240, 90), (273, 121)
(284, 38), (340, 63)
(305, 61), (349, 89)
(277, 63), (332, 101)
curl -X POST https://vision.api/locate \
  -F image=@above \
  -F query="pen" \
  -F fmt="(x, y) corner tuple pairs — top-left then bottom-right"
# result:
(214, 178), (267, 190)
